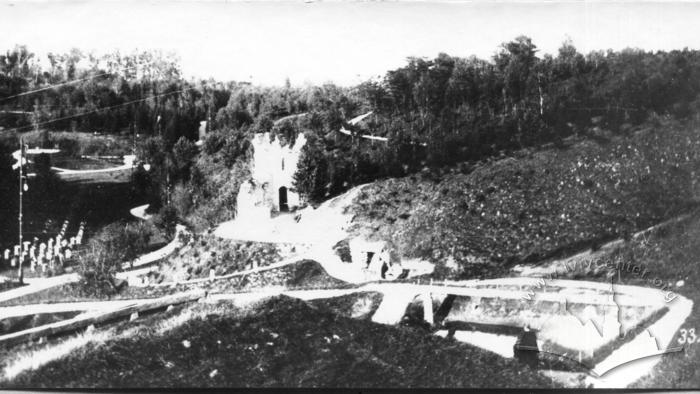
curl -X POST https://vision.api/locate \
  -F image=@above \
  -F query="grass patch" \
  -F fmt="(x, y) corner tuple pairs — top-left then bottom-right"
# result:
(516, 211), (700, 387)
(4, 296), (559, 388)
(611, 216), (700, 388)
(205, 260), (354, 293)
(152, 235), (294, 283)
(0, 282), (180, 307)
(308, 292), (383, 320)
(0, 281), (25, 292)
(0, 260), (353, 307)
(0, 312), (83, 336)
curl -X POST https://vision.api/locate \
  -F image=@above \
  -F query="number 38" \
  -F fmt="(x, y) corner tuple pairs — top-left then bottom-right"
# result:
(678, 328), (697, 345)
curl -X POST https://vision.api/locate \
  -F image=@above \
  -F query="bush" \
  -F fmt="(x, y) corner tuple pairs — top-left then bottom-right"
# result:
(77, 221), (153, 296)
(333, 239), (352, 263)
(155, 205), (179, 239)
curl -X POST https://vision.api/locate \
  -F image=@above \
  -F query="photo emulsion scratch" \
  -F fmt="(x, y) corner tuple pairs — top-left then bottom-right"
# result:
(0, 0), (699, 390)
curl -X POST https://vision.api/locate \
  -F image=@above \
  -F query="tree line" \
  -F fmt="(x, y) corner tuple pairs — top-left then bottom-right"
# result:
(3, 37), (700, 211)
(295, 36), (700, 201)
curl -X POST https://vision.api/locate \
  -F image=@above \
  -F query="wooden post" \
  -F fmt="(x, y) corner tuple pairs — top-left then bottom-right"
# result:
(17, 137), (24, 285)
(423, 292), (434, 325)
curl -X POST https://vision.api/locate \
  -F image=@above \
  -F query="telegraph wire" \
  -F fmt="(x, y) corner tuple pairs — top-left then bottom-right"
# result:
(8, 87), (195, 133)
(0, 66), (149, 103)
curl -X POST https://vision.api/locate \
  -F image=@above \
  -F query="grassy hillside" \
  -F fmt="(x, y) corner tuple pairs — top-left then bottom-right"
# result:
(5, 296), (558, 388)
(308, 292), (384, 321)
(608, 214), (700, 388)
(0, 260), (351, 307)
(349, 119), (700, 279)
(530, 209), (700, 388)
(151, 235), (295, 283)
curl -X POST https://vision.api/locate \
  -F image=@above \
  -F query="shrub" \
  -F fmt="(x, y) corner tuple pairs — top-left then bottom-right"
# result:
(333, 239), (352, 263)
(155, 205), (179, 240)
(77, 221), (153, 296)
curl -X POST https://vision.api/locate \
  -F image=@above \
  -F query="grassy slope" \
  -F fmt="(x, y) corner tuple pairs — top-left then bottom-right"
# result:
(308, 292), (384, 321)
(153, 235), (289, 283)
(506, 208), (700, 387)
(0, 260), (352, 307)
(612, 214), (700, 388)
(350, 122), (700, 279)
(6, 296), (558, 388)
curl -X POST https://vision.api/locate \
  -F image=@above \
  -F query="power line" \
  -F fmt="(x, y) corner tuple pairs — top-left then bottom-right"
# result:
(8, 87), (195, 133)
(0, 66), (144, 103)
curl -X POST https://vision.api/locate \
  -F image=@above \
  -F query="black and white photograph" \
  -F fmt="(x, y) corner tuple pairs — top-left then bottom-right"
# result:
(0, 0), (699, 389)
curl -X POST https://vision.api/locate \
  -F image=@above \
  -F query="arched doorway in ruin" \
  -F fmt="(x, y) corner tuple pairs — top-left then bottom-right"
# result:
(279, 186), (289, 212)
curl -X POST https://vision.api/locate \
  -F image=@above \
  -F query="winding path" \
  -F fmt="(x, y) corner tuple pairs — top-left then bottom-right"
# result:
(0, 274), (80, 304)
(1, 202), (696, 388)
(0, 206), (185, 305)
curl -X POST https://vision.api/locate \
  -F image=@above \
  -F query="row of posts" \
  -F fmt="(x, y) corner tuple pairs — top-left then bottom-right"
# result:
(2, 220), (85, 275)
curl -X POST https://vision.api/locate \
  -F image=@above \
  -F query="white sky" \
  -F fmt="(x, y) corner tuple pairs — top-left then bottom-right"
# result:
(1, 0), (700, 86)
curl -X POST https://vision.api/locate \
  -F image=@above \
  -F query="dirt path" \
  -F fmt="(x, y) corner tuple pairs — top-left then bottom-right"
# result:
(129, 204), (152, 220)
(0, 274), (80, 304)
(0, 299), (139, 319)
(0, 276), (692, 389)
(2, 205), (695, 388)
(0, 217), (185, 305)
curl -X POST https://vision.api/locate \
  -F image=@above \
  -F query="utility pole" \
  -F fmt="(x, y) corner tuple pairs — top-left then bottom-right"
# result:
(166, 155), (171, 206)
(17, 137), (24, 285)
(206, 104), (211, 133)
(131, 121), (136, 155)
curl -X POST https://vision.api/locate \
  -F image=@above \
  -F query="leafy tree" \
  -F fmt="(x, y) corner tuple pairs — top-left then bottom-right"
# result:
(171, 136), (198, 181)
(221, 129), (253, 168)
(293, 134), (329, 203)
(202, 130), (227, 155)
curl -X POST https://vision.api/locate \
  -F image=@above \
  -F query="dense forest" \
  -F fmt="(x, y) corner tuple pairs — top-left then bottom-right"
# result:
(3, 37), (700, 228)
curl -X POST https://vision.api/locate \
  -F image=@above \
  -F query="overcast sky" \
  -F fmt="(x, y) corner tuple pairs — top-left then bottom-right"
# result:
(1, 0), (700, 86)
